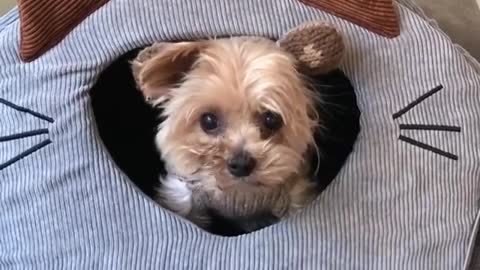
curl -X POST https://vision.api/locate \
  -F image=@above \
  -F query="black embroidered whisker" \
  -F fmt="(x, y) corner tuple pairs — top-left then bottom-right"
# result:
(392, 85), (443, 120)
(399, 124), (461, 132)
(398, 135), (457, 160)
(0, 129), (49, 142)
(0, 98), (54, 123)
(0, 139), (52, 170)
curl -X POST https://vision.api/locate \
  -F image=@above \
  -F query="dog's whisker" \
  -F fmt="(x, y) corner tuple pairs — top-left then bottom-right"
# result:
(311, 141), (321, 176)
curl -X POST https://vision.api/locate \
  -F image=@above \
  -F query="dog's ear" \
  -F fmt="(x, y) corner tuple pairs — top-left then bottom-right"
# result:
(132, 41), (206, 101)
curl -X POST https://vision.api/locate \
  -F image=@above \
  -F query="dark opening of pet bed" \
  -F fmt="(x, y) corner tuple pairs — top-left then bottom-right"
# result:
(90, 49), (361, 236)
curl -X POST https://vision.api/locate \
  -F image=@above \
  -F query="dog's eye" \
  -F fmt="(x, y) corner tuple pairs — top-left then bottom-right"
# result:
(261, 111), (283, 131)
(200, 112), (220, 133)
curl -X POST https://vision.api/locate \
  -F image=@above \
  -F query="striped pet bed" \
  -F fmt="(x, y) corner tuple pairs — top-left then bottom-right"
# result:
(0, 0), (479, 269)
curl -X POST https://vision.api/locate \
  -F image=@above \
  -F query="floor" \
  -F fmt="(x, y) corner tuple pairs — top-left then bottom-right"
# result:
(0, 0), (15, 15)
(415, 0), (480, 59)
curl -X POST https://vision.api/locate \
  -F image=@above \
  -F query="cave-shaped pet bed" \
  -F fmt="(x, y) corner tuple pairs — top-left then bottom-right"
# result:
(1, 0), (480, 269)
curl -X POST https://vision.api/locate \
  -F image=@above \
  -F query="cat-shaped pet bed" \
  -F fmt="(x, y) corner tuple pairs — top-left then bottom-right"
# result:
(1, 0), (480, 269)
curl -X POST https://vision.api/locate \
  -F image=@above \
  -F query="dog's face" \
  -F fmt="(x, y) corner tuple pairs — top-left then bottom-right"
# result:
(133, 38), (318, 191)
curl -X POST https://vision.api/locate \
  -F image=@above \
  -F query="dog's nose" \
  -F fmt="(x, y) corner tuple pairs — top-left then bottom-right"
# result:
(228, 151), (256, 177)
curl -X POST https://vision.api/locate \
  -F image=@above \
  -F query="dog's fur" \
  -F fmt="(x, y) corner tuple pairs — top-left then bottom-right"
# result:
(133, 38), (321, 230)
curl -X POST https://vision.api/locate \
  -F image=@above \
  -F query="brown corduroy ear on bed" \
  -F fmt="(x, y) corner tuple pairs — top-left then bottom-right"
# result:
(17, 0), (399, 62)
(18, 0), (110, 62)
(297, 0), (400, 38)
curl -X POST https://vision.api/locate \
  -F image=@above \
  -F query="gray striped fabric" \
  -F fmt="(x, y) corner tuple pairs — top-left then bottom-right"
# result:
(1, 0), (479, 269)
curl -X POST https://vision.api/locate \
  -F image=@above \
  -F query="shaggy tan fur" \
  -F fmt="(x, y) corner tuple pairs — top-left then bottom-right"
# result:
(133, 38), (321, 229)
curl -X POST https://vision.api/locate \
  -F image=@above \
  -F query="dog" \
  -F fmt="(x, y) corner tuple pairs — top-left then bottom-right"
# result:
(132, 37), (322, 231)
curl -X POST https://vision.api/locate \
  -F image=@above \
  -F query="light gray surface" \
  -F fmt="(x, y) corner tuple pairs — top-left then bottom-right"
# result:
(414, 0), (480, 60)
(0, 0), (480, 269)
(0, 0), (15, 16)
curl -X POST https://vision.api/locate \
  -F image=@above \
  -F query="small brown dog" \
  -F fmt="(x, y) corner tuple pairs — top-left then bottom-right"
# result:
(132, 37), (324, 230)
